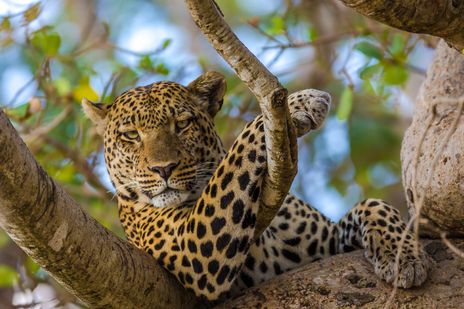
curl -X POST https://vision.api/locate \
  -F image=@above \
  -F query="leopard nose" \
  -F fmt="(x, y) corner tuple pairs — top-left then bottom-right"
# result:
(149, 162), (179, 181)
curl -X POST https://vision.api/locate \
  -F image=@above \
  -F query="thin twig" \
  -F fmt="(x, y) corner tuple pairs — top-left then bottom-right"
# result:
(262, 30), (364, 50)
(441, 233), (464, 259)
(246, 21), (285, 45)
(22, 106), (71, 143)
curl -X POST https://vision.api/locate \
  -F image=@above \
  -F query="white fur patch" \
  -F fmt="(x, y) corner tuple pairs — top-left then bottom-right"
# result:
(151, 189), (190, 208)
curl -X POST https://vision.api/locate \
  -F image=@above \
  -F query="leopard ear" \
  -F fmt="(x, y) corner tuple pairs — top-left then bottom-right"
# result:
(187, 71), (227, 117)
(82, 98), (110, 135)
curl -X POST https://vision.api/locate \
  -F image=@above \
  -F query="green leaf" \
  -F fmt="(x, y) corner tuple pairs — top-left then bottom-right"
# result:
(30, 28), (61, 56)
(389, 34), (405, 58)
(23, 3), (41, 23)
(359, 64), (382, 80)
(0, 231), (9, 248)
(361, 80), (376, 95)
(45, 32), (61, 55)
(1, 18), (11, 31)
(0, 265), (17, 287)
(74, 77), (99, 102)
(383, 65), (408, 85)
(354, 42), (383, 60)
(162, 38), (172, 50)
(307, 27), (317, 42)
(337, 86), (353, 121)
(139, 55), (153, 70)
(5, 103), (28, 118)
(54, 163), (77, 183)
(268, 16), (285, 35)
(54, 78), (72, 96)
(25, 257), (40, 276)
(155, 63), (169, 75)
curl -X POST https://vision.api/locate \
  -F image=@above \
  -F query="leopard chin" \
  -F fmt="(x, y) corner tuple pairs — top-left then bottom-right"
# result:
(150, 189), (191, 208)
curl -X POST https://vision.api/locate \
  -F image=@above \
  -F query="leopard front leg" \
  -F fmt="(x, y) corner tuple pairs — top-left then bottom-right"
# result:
(169, 115), (271, 301)
(288, 89), (330, 136)
(232, 89), (334, 291)
(337, 198), (432, 288)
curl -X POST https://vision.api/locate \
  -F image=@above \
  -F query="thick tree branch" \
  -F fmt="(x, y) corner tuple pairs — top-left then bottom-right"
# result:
(401, 40), (464, 237)
(185, 0), (298, 237)
(0, 111), (201, 309)
(219, 240), (464, 308)
(338, 0), (464, 51)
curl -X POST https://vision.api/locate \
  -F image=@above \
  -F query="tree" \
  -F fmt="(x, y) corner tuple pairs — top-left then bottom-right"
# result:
(0, 0), (463, 308)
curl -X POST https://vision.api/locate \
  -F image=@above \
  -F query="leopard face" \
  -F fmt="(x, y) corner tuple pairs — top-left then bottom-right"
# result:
(83, 72), (227, 209)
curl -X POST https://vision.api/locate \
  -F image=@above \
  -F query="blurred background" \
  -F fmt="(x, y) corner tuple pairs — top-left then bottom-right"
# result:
(0, 0), (436, 307)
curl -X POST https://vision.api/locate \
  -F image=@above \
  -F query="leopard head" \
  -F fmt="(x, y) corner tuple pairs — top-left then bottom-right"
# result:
(83, 72), (227, 208)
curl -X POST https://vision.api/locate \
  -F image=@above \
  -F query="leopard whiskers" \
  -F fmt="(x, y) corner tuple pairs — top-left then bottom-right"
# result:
(110, 179), (139, 200)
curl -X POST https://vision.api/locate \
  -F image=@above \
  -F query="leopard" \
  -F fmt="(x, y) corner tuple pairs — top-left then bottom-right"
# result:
(83, 71), (432, 302)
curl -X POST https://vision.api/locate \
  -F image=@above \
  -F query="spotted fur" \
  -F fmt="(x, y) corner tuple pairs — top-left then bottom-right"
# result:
(83, 72), (431, 301)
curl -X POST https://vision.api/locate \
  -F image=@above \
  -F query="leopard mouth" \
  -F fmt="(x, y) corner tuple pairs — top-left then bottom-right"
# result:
(150, 188), (191, 208)
(143, 187), (178, 199)
(158, 187), (178, 196)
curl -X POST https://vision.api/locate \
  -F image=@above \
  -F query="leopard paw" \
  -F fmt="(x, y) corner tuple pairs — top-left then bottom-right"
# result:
(288, 89), (331, 137)
(370, 244), (433, 288)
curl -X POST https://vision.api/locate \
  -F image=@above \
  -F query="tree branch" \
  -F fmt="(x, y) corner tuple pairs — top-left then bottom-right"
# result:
(0, 110), (201, 308)
(401, 40), (464, 237)
(337, 0), (464, 50)
(219, 240), (464, 308)
(185, 0), (298, 237)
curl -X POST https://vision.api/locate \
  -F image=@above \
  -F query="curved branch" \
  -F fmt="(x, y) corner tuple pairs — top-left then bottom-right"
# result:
(338, 0), (464, 50)
(185, 0), (298, 237)
(0, 111), (201, 309)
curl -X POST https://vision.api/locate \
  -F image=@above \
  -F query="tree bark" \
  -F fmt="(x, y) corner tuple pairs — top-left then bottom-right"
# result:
(0, 111), (201, 308)
(401, 40), (464, 237)
(219, 239), (464, 309)
(185, 0), (298, 237)
(337, 0), (464, 51)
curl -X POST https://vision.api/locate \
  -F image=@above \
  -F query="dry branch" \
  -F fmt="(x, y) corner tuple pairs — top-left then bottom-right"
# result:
(337, 0), (464, 50)
(185, 0), (298, 237)
(0, 111), (201, 309)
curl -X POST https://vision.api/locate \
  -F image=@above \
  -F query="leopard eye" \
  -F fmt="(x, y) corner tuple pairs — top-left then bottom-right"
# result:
(176, 119), (191, 131)
(122, 130), (140, 141)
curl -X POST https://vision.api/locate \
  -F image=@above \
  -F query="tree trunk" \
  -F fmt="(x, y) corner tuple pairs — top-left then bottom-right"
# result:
(401, 40), (464, 237)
